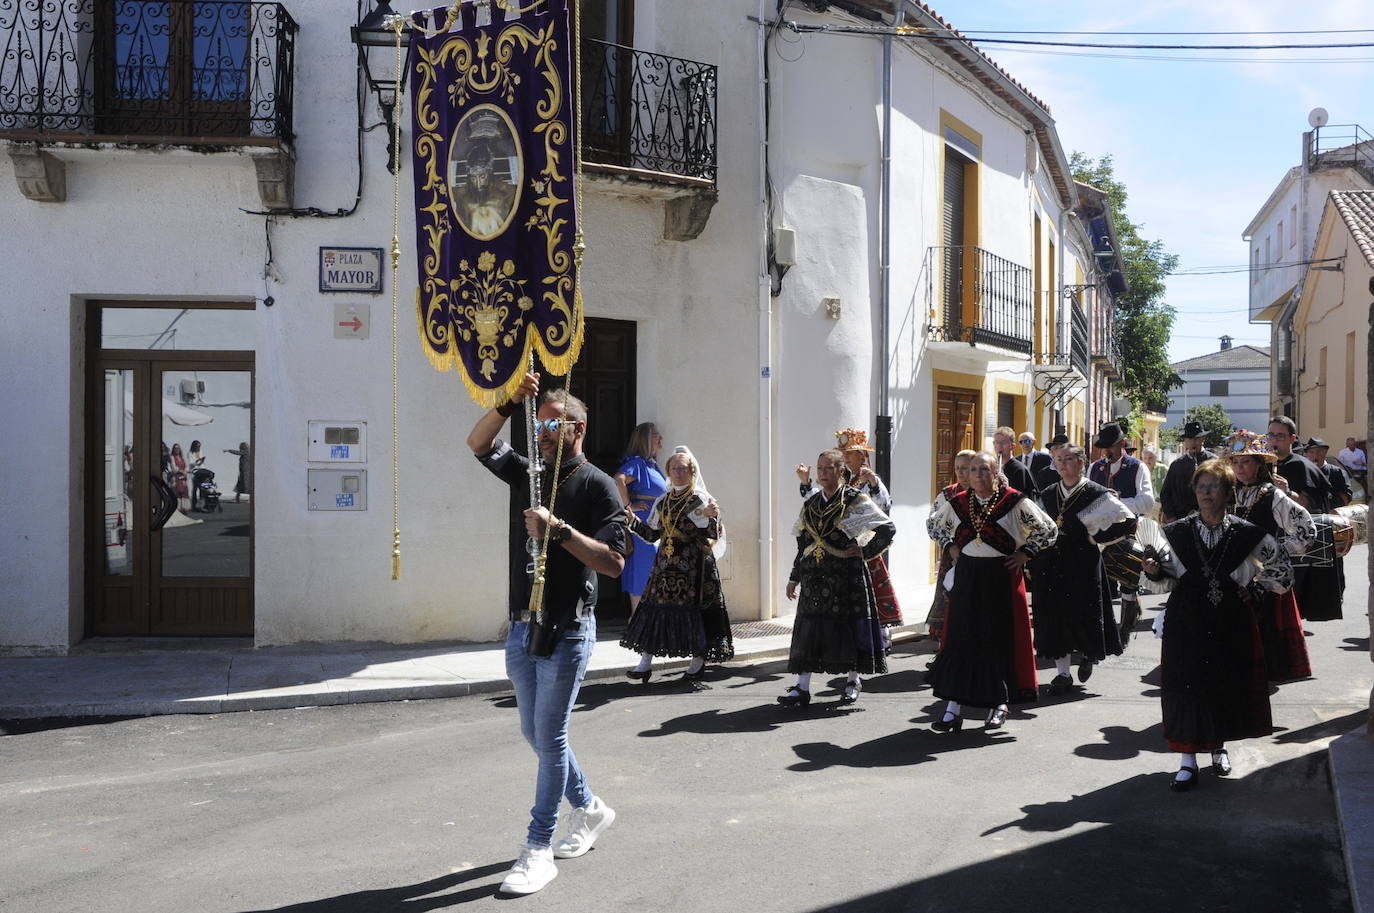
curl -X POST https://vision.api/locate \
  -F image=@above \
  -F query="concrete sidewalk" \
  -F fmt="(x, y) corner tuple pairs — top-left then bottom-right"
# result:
(0, 617), (831, 720)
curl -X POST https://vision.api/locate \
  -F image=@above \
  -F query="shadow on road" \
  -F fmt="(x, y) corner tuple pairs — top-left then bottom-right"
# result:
(1273, 708), (1370, 744)
(235, 861), (511, 911)
(770, 754), (1352, 913)
(1340, 636), (1370, 652)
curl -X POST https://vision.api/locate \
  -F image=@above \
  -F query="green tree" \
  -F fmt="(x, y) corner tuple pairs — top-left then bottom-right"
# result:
(1179, 402), (1235, 452)
(1070, 152), (1181, 413)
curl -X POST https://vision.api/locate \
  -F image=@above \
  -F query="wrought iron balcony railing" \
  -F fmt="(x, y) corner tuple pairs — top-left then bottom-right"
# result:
(926, 245), (1033, 355)
(580, 38), (716, 186)
(0, 0), (297, 143)
(1069, 296), (1089, 377)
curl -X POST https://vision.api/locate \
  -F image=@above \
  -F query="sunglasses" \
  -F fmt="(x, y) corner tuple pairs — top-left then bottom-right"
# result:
(1018, 439), (1033, 444)
(533, 418), (577, 435)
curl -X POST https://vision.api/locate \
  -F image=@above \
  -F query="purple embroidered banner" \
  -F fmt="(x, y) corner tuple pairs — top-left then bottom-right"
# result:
(408, 0), (582, 407)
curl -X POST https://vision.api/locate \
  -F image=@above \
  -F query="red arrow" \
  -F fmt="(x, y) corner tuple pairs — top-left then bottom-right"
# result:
(338, 317), (362, 332)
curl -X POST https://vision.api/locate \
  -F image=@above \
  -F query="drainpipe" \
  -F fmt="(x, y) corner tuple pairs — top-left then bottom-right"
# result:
(875, 2), (902, 487)
(756, 0), (774, 620)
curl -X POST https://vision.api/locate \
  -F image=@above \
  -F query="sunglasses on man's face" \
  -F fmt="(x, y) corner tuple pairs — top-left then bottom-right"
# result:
(534, 418), (574, 435)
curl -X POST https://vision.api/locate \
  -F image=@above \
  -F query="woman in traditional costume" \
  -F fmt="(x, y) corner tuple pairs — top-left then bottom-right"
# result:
(1143, 459), (1292, 791)
(1224, 432), (1314, 683)
(925, 451), (1056, 731)
(925, 449), (975, 642)
(615, 423), (667, 613)
(778, 449), (895, 709)
(620, 447), (732, 683)
(1032, 444), (1137, 694)
(798, 429), (903, 637)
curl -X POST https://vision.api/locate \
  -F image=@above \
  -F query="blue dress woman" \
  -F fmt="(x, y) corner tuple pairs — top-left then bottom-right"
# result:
(615, 423), (667, 611)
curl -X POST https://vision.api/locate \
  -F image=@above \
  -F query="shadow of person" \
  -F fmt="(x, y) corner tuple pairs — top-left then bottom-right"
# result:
(235, 862), (510, 912)
(1340, 636), (1370, 652)
(638, 699), (855, 738)
(789, 724), (1016, 772)
(1072, 722), (1169, 761)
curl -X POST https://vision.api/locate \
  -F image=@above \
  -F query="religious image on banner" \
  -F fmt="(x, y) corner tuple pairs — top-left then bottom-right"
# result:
(407, 0), (582, 406)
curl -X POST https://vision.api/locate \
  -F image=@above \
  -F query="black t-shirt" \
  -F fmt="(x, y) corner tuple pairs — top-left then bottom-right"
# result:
(1276, 453), (1332, 513)
(1159, 449), (1215, 521)
(1318, 462), (1352, 508)
(477, 440), (627, 625)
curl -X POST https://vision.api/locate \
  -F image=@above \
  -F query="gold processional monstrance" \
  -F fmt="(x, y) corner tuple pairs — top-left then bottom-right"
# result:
(384, 0), (587, 643)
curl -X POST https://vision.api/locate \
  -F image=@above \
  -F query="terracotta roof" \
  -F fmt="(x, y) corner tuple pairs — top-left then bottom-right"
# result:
(1170, 345), (1271, 372)
(902, 1), (1052, 114)
(1330, 190), (1374, 268)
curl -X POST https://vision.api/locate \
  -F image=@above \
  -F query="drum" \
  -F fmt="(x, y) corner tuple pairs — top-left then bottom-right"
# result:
(1292, 515), (1345, 568)
(1102, 537), (1144, 589)
(1334, 504), (1368, 553)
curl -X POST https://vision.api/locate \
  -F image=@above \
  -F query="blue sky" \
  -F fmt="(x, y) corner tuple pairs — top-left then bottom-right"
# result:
(940, 0), (1374, 364)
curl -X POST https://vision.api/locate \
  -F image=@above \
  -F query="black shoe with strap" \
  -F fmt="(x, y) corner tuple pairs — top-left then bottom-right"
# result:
(1170, 764), (1199, 792)
(1211, 749), (1232, 776)
(776, 686), (810, 709)
(931, 709), (962, 732)
(838, 679), (861, 705)
(985, 705), (1009, 729)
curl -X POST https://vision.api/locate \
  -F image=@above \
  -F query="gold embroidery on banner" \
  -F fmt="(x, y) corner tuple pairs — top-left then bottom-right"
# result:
(413, 13), (581, 407)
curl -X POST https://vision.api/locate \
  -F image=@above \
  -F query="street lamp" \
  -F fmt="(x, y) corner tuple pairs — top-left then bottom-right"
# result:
(352, 1), (411, 174)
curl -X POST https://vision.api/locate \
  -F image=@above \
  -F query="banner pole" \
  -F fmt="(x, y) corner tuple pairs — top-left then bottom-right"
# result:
(389, 12), (405, 580)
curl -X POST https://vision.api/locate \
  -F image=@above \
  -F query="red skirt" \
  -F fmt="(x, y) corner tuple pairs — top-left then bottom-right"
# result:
(1258, 589), (1311, 682)
(867, 554), (903, 626)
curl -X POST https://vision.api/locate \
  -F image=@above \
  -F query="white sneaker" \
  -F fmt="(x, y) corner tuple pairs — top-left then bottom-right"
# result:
(552, 796), (616, 859)
(499, 845), (557, 895)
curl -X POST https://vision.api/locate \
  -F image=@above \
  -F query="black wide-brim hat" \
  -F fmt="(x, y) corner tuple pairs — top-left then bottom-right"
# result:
(1181, 420), (1209, 439)
(1092, 422), (1126, 449)
(1047, 433), (1070, 447)
(1302, 436), (1329, 451)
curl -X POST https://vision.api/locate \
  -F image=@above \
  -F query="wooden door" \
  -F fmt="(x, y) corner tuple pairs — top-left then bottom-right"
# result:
(934, 386), (979, 495)
(89, 302), (255, 637)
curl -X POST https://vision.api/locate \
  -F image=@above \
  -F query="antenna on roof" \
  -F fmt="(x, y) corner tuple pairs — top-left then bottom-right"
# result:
(1308, 107), (1329, 129)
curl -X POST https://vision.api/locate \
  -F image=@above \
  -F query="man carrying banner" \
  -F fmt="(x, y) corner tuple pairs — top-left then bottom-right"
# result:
(467, 371), (627, 895)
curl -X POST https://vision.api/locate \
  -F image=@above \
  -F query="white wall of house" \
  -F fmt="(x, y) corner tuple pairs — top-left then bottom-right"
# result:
(0, 0), (766, 652)
(1245, 163), (1372, 320)
(1166, 368), (1271, 433)
(0, 0), (1095, 651)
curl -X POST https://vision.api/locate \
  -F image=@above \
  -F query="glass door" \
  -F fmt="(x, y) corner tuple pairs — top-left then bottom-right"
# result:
(91, 351), (254, 636)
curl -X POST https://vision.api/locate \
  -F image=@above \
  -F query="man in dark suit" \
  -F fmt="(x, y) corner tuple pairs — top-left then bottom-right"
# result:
(1034, 432), (1069, 493)
(993, 426), (1036, 494)
(1158, 420), (1216, 522)
(1016, 431), (1054, 478)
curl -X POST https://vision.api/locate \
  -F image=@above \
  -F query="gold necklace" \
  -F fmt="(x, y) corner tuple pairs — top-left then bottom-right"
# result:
(803, 487), (848, 562)
(658, 487), (696, 557)
(1054, 479), (1087, 528)
(1234, 483), (1270, 521)
(969, 486), (1001, 543)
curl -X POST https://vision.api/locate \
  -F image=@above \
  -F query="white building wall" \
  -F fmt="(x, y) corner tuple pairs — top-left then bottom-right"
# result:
(1247, 166), (1372, 318)
(0, 0), (765, 651)
(1165, 368), (1272, 432)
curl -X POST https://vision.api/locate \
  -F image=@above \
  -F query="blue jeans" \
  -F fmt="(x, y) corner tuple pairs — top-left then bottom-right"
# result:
(505, 616), (596, 848)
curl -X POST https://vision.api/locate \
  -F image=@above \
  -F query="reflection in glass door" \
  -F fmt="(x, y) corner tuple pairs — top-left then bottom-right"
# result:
(91, 351), (254, 636)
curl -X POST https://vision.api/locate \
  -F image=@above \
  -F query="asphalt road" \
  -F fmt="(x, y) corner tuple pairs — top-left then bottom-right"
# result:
(2, 549), (1369, 913)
